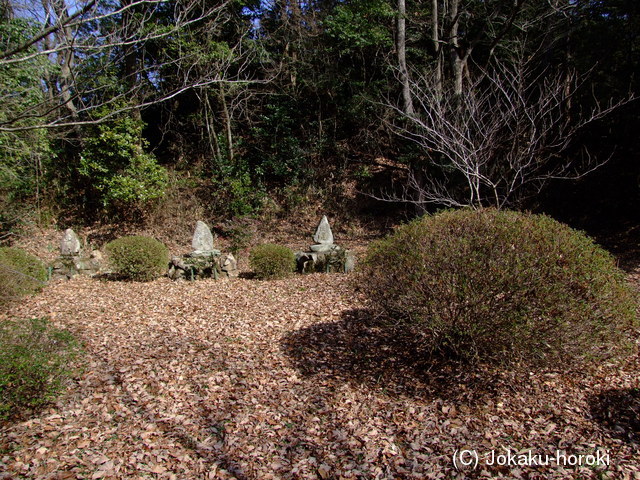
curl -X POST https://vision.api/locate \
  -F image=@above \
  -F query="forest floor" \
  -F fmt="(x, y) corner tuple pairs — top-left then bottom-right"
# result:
(0, 220), (639, 479)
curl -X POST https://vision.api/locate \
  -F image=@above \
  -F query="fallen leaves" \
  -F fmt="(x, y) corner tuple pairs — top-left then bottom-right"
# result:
(0, 272), (638, 479)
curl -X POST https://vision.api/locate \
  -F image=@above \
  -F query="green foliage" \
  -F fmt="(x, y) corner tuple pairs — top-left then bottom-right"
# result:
(249, 244), (296, 280)
(0, 247), (47, 306)
(324, 0), (394, 53)
(104, 152), (169, 205)
(0, 318), (78, 420)
(0, 17), (52, 217)
(227, 173), (264, 217)
(105, 236), (169, 281)
(80, 114), (168, 212)
(244, 101), (308, 184)
(222, 217), (255, 255)
(358, 208), (638, 367)
(209, 170), (265, 217)
(0, 0), (633, 229)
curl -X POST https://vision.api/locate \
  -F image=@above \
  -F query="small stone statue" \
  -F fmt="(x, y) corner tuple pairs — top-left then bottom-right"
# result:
(310, 215), (336, 252)
(191, 220), (217, 254)
(52, 228), (103, 279)
(296, 215), (355, 273)
(60, 228), (81, 256)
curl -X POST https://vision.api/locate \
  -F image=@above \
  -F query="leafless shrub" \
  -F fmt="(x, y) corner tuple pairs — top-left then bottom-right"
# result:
(380, 58), (633, 209)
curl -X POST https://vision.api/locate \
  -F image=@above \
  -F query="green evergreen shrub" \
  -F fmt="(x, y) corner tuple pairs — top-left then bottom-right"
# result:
(0, 247), (47, 305)
(0, 318), (78, 420)
(0, 19), (53, 222)
(104, 235), (169, 281)
(79, 113), (168, 213)
(222, 217), (255, 256)
(250, 244), (296, 280)
(357, 208), (638, 367)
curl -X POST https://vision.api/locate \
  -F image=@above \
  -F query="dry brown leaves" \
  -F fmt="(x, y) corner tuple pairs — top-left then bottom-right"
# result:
(0, 272), (639, 479)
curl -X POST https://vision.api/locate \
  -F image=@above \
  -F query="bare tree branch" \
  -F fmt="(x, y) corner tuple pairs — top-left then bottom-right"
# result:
(381, 56), (635, 209)
(0, 0), (264, 132)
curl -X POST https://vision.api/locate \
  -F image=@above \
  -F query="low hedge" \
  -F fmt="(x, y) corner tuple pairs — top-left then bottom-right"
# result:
(0, 318), (78, 420)
(250, 244), (296, 280)
(105, 235), (168, 281)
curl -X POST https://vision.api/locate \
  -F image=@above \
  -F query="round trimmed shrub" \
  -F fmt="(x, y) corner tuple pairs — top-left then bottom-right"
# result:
(250, 244), (296, 280)
(105, 235), (168, 281)
(357, 208), (637, 367)
(0, 247), (47, 305)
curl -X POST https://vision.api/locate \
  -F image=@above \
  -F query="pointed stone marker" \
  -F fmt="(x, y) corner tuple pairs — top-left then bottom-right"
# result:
(310, 216), (335, 252)
(192, 220), (214, 252)
(297, 214), (354, 272)
(313, 215), (334, 245)
(60, 228), (81, 256)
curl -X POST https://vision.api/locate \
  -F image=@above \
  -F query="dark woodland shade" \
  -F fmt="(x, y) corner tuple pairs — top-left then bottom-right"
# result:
(0, 0), (637, 224)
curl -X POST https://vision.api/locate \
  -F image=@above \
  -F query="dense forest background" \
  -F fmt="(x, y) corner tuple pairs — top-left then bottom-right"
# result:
(0, 0), (638, 238)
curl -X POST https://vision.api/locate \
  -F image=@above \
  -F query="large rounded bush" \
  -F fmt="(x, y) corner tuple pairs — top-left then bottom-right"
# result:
(250, 244), (296, 280)
(357, 208), (637, 367)
(105, 235), (168, 281)
(0, 247), (47, 305)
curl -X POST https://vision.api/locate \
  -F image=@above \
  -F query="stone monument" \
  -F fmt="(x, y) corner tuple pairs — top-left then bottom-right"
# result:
(295, 216), (355, 273)
(51, 228), (103, 280)
(191, 220), (218, 255)
(168, 221), (238, 280)
(310, 216), (336, 252)
(60, 228), (81, 256)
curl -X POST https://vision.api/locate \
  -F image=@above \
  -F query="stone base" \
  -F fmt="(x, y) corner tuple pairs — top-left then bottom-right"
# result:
(51, 252), (103, 280)
(295, 247), (355, 274)
(191, 249), (221, 257)
(310, 243), (337, 253)
(168, 252), (238, 280)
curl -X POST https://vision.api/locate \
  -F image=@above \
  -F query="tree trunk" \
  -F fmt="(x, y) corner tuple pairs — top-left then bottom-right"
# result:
(449, 0), (464, 95)
(398, 0), (414, 116)
(201, 88), (222, 169)
(120, 0), (141, 121)
(563, 0), (574, 119)
(447, 0), (469, 96)
(219, 86), (234, 163)
(50, 0), (77, 117)
(40, 0), (55, 104)
(432, 0), (442, 97)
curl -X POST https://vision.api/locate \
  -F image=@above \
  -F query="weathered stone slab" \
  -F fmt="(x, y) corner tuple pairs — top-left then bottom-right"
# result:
(192, 220), (215, 253)
(310, 243), (337, 253)
(169, 252), (219, 281)
(60, 228), (81, 256)
(191, 249), (221, 257)
(168, 251), (236, 280)
(344, 251), (356, 273)
(313, 215), (334, 245)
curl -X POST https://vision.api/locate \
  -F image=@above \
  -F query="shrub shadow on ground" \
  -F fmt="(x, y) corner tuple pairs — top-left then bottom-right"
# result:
(281, 308), (508, 402)
(589, 387), (640, 444)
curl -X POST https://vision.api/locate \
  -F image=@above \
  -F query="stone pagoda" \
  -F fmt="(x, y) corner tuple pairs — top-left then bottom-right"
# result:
(295, 216), (355, 273)
(168, 221), (238, 280)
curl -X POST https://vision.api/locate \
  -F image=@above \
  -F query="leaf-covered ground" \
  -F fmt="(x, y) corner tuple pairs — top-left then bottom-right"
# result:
(1, 272), (639, 479)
